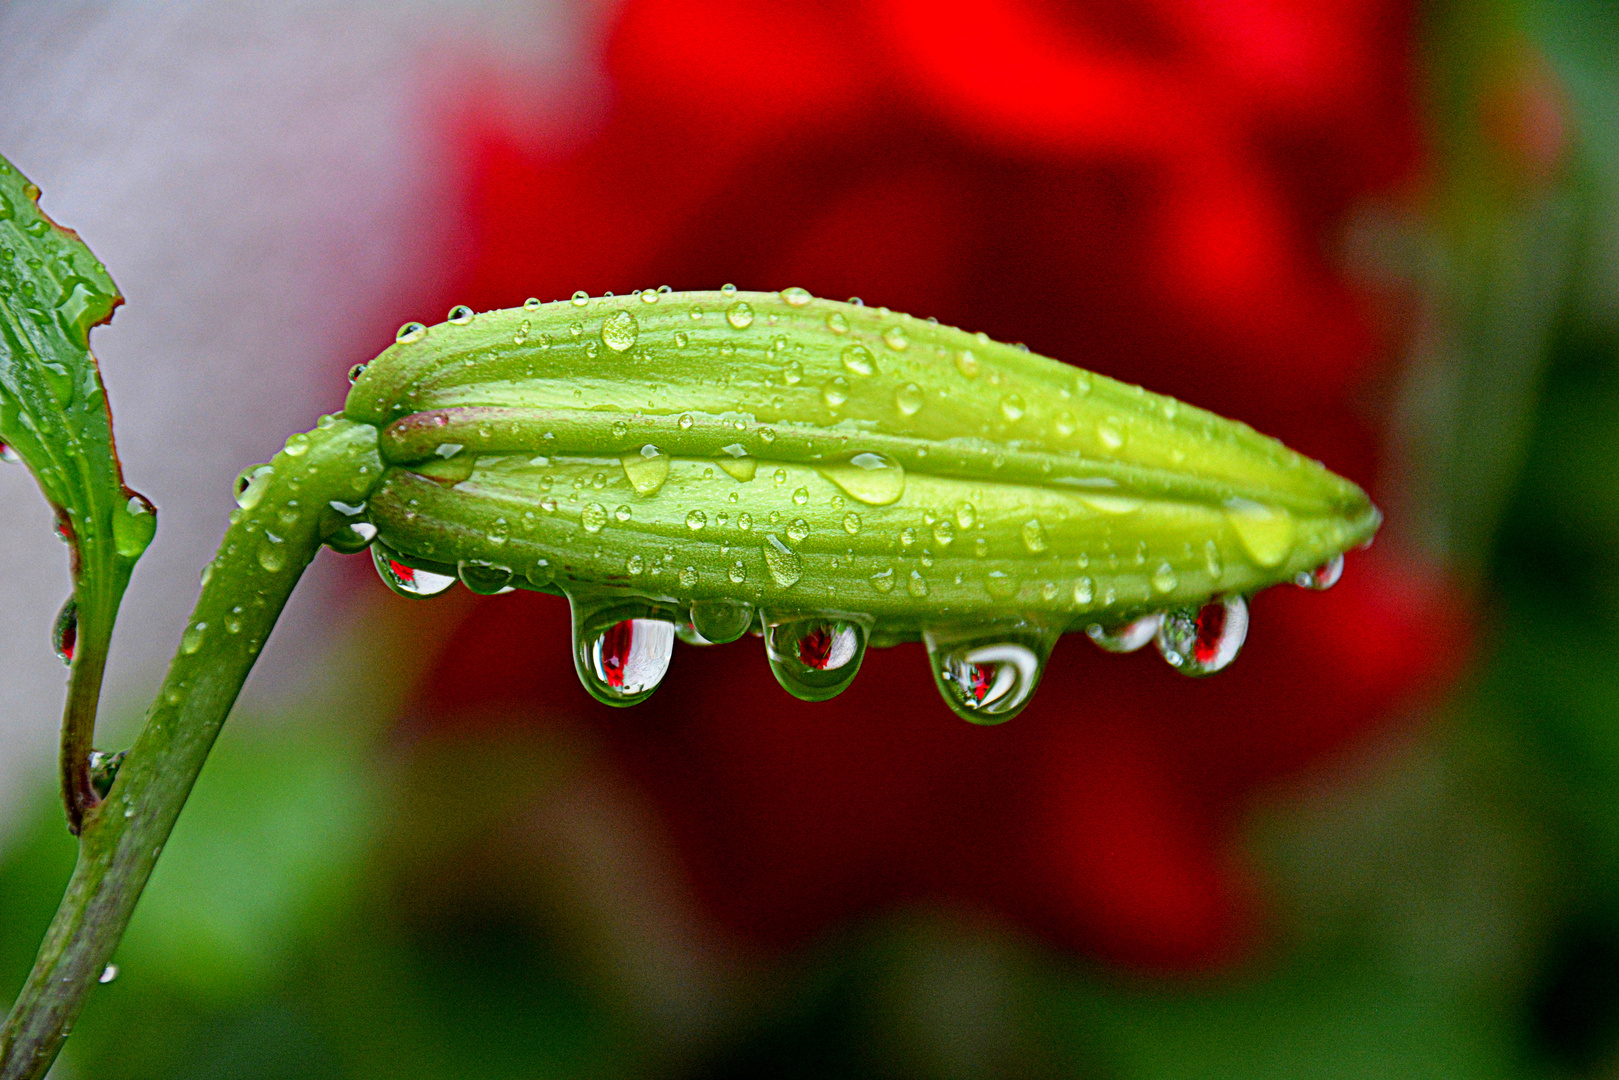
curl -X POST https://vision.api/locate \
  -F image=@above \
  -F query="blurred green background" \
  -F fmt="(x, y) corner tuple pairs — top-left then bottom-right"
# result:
(9, 0), (1619, 1076)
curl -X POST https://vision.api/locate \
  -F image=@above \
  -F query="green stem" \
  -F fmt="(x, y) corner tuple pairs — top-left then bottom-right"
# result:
(0, 418), (380, 1080)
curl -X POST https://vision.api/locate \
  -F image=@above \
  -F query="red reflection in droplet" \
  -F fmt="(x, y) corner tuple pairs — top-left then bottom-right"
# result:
(389, 560), (417, 585)
(1193, 601), (1227, 666)
(599, 619), (635, 687)
(797, 625), (836, 669)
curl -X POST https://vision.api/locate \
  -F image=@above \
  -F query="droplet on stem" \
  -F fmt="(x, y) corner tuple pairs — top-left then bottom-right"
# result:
(371, 543), (456, 598)
(689, 599), (756, 644)
(53, 596), (77, 665)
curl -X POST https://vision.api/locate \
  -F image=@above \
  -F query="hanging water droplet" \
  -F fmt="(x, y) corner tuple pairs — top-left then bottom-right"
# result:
(581, 503), (609, 533)
(1087, 613), (1163, 653)
(763, 534), (803, 587)
(448, 305), (474, 324)
(691, 599), (755, 643)
(925, 622), (1057, 724)
(726, 301), (755, 329)
(763, 613), (869, 701)
(817, 452), (905, 506)
(372, 544), (456, 598)
(53, 596), (76, 665)
(601, 310), (639, 351)
(458, 560), (514, 595)
(180, 622), (207, 655)
(1294, 554), (1344, 590)
(907, 570), (929, 597)
(822, 376), (850, 407)
(679, 565), (699, 588)
(780, 286), (813, 306)
(395, 322), (426, 344)
(840, 343), (876, 376)
(1021, 519), (1047, 554)
(89, 749), (125, 798)
(234, 463), (274, 510)
(1224, 498), (1296, 568)
(894, 382), (924, 416)
(570, 596), (676, 706)
(621, 444), (671, 495)
(1155, 595), (1248, 676)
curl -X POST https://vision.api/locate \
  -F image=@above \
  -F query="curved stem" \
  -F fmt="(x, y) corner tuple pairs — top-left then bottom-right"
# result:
(0, 418), (380, 1080)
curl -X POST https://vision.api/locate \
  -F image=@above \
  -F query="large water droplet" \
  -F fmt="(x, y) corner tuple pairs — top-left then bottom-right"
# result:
(1295, 554), (1344, 590)
(601, 310), (639, 352)
(53, 596), (76, 665)
(1086, 613), (1162, 653)
(571, 597), (676, 706)
(1225, 499), (1296, 568)
(372, 544), (456, 598)
(924, 622), (1057, 724)
(622, 444), (671, 495)
(763, 614), (869, 701)
(1155, 595), (1248, 676)
(458, 560), (514, 595)
(114, 493), (157, 559)
(763, 534), (803, 587)
(690, 599), (756, 643)
(817, 452), (905, 506)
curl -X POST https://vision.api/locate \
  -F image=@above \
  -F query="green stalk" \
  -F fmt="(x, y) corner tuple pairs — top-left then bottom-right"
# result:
(0, 418), (380, 1080)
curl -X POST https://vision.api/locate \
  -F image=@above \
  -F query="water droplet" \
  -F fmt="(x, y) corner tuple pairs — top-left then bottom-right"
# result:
(372, 544), (456, 598)
(840, 512), (862, 535)
(925, 623), (1057, 723)
(840, 344), (876, 376)
(234, 464), (274, 510)
(114, 493), (157, 559)
(984, 571), (1018, 599)
(716, 444), (757, 481)
(347, 363), (367, 384)
(883, 325), (909, 351)
(395, 322), (426, 344)
(621, 444), (671, 494)
(787, 518), (810, 544)
(1224, 499), (1296, 568)
(602, 310), (638, 351)
(640, 288), (659, 303)
(1000, 394), (1025, 422)
(1155, 596), (1248, 676)
(571, 597), (675, 706)
(1151, 562), (1178, 594)
(1073, 577), (1094, 605)
(1204, 540), (1224, 580)
(763, 614), (869, 701)
(907, 570), (929, 597)
(679, 565), (699, 588)
(53, 597), (76, 665)
(827, 311), (849, 333)
(257, 537), (287, 573)
(1086, 614), (1162, 653)
(627, 554), (645, 575)
(894, 382), (924, 416)
(180, 622), (207, 655)
(1097, 422), (1123, 450)
(686, 509), (707, 532)
(691, 599), (754, 642)
(448, 305), (474, 324)
(822, 377), (850, 407)
(282, 432), (310, 458)
(954, 349), (979, 378)
(524, 297), (542, 310)
(581, 503), (609, 533)
(458, 561), (514, 594)
(1295, 554), (1344, 590)
(817, 452), (905, 506)
(780, 286), (812, 306)
(99, 964), (118, 985)
(720, 283), (738, 297)
(737, 512), (753, 530)
(1021, 519), (1047, 554)
(571, 290), (589, 306)
(0, 443), (19, 464)
(763, 534), (803, 587)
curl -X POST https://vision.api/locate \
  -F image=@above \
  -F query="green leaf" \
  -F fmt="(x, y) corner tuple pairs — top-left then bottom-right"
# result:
(0, 152), (154, 829)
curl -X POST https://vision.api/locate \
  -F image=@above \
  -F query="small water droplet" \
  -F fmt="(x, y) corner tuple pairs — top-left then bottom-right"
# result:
(602, 310), (639, 351)
(1294, 554), (1344, 590)
(347, 363), (367, 384)
(817, 452), (905, 506)
(234, 464), (273, 510)
(1086, 614), (1162, 653)
(1151, 561), (1178, 594)
(581, 503), (609, 533)
(686, 509), (707, 532)
(679, 565), (699, 588)
(114, 492), (157, 559)
(840, 344), (876, 376)
(571, 596), (675, 706)
(99, 964), (118, 984)
(780, 286), (812, 306)
(925, 623), (1058, 723)
(716, 444), (757, 481)
(842, 512), (862, 535)
(1155, 596), (1248, 676)
(53, 597), (76, 665)
(894, 382), (924, 416)
(1097, 422), (1123, 450)
(1225, 499), (1296, 568)
(691, 598), (754, 642)
(448, 305), (474, 324)
(395, 322), (426, 344)
(763, 614), (868, 701)
(180, 622), (207, 655)
(571, 290), (590, 306)
(883, 325), (909, 351)
(458, 560), (514, 594)
(627, 554), (645, 575)
(1073, 576), (1094, 605)
(0, 443), (19, 465)
(822, 376), (850, 407)
(763, 534), (803, 587)
(1204, 540), (1224, 580)
(907, 570), (929, 597)
(621, 444), (671, 495)
(372, 544), (456, 598)
(524, 297), (542, 310)
(720, 283), (738, 297)
(1000, 394), (1026, 422)
(787, 518), (810, 544)
(1021, 519), (1047, 554)
(827, 311), (849, 333)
